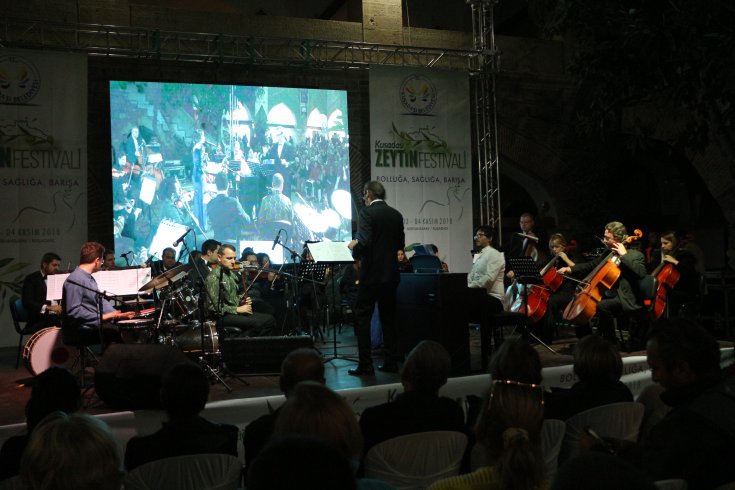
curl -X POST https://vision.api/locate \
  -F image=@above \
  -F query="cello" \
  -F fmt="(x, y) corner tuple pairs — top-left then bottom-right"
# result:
(649, 260), (680, 320)
(562, 229), (643, 325)
(510, 255), (564, 323)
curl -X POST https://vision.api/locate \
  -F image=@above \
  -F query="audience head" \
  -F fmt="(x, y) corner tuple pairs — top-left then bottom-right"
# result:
(214, 172), (229, 192)
(20, 412), (123, 490)
(273, 381), (363, 462)
(271, 172), (284, 191)
(552, 451), (656, 490)
(475, 378), (546, 489)
(279, 348), (326, 396)
(25, 367), (81, 432)
(489, 335), (543, 385)
(647, 319), (721, 390)
(160, 363), (209, 420)
(574, 335), (623, 384)
(247, 435), (357, 490)
(401, 340), (451, 394)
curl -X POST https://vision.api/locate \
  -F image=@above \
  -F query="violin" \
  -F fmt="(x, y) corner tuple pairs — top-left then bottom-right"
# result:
(510, 255), (564, 323)
(649, 258), (681, 320)
(562, 229), (643, 325)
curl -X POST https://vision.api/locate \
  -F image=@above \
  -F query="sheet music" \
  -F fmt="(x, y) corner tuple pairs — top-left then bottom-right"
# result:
(307, 241), (354, 263)
(46, 267), (152, 301)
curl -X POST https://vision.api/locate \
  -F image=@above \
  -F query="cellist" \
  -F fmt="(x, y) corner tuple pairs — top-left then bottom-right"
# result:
(558, 222), (647, 344)
(652, 230), (699, 317)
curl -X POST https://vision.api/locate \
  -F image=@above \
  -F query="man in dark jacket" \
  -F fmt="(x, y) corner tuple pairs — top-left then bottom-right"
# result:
(22, 252), (63, 330)
(347, 181), (405, 375)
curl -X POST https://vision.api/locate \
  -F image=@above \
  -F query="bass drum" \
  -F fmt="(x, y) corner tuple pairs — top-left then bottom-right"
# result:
(22, 327), (79, 377)
(176, 320), (220, 365)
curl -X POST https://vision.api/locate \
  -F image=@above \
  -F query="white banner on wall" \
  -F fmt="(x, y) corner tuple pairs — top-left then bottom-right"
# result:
(0, 48), (88, 347)
(369, 66), (473, 272)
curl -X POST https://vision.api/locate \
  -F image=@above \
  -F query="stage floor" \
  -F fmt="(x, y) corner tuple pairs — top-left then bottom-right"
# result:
(0, 323), (613, 427)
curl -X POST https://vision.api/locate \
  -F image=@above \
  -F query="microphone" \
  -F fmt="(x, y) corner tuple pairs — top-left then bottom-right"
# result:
(120, 250), (132, 258)
(173, 228), (193, 247)
(272, 229), (282, 250)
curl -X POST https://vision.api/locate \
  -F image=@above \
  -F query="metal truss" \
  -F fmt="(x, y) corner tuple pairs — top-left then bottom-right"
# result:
(0, 18), (475, 70)
(467, 0), (501, 238)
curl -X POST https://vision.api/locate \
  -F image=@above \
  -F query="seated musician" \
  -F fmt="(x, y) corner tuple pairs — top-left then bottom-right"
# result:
(534, 233), (581, 344)
(22, 252), (63, 331)
(61, 242), (135, 346)
(558, 222), (646, 343)
(205, 244), (275, 337)
(654, 230), (700, 316)
(467, 226), (506, 348)
(150, 247), (181, 276)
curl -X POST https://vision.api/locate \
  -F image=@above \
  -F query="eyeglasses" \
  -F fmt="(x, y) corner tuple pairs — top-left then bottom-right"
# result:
(474, 233), (486, 239)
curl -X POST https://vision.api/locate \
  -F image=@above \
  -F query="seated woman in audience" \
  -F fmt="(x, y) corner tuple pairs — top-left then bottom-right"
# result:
(20, 412), (124, 490)
(428, 377), (547, 490)
(544, 335), (633, 420)
(270, 381), (393, 489)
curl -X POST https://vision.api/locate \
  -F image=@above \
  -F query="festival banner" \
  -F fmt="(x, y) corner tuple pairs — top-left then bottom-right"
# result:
(369, 66), (472, 272)
(0, 49), (88, 347)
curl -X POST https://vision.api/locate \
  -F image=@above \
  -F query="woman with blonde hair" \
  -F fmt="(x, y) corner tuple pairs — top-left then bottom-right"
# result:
(20, 412), (124, 490)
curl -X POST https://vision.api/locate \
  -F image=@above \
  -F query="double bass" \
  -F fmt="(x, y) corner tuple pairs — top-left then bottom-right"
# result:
(562, 229), (643, 325)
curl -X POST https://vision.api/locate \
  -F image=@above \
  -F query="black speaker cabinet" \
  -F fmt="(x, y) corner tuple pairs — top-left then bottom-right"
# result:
(221, 335), (314, 373)
(94, 344), (196, 410)
(396, 272), (470, 375)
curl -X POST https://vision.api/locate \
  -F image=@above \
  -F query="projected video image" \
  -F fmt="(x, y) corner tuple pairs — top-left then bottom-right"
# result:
(110, 81), (351, 264)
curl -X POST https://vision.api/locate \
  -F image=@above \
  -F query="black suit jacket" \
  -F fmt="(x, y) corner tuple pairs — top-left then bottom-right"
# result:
(351, 200), (405, 285)
(22, 271), (51, 327)
(571, 248), (647, 311)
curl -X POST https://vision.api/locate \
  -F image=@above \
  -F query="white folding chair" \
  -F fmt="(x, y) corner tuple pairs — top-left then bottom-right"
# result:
(560, 402), (645, 464)
(363, 430), (468, 490)
(540, 419), (566, 480)
(654, 479), (688, 490)
(124, 453), (242, 490)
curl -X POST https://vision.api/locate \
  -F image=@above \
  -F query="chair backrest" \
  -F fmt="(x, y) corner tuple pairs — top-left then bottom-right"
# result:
(654, 479), (689, 490)
(363, 430), (468, 490)
(560, 402), (645, 464)
(124, 453), (242, 490)
(540, 419), (566, 480)
(409, 255), (444, 274)
(9, 297), (28, 334)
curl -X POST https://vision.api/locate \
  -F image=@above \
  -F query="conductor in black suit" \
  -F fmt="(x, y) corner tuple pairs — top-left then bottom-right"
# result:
(22, 252), (63, 330)
(347, 181), (405, 376)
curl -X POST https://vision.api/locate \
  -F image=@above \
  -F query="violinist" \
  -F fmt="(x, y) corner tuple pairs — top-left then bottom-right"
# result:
(558, 222), (646, 343)
(205, 244), (275, 337)
(653, 230), (699, 317)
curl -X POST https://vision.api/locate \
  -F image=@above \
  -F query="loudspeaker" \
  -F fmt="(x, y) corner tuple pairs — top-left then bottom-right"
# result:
(221, 335), (314, 373)
(94, 344), (196, 410)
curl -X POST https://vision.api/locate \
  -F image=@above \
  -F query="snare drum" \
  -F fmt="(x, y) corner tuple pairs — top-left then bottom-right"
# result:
(22, 327), (79, 377)
(117, 318), (154, 344)
(176, 320), (220, 364)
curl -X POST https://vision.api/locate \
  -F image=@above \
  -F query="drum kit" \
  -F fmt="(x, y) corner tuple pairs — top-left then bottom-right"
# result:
(23, 262), (219, 377)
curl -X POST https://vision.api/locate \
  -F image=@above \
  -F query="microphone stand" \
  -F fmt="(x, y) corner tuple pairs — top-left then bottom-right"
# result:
(178, 239), (233, 391)
(274, 239), (303, 336)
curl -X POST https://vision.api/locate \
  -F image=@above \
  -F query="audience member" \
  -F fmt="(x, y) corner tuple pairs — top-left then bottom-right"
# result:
(248, 435), (358, 490)
(612, 319), (735, 488)
(272, 381), (392, 489)
(124, 363), (238, 470)
(0, 367), (81, 481)
(429, 377), (547, 490)
(243, 348), (325, 470)
(544, 335), (633, 420)
(359, 340), (465, 454)
(551, 452), (655, 490)
(20, 412), (124, 490)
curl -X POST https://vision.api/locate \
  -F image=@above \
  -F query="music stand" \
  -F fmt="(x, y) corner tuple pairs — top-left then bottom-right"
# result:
(506, 257), (557, 353)
(306, 241), (358, 365)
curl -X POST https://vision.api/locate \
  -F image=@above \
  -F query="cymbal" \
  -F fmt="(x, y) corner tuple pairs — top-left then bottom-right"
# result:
(122, 298), (154, 305)
(139, 263), (192, 292)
